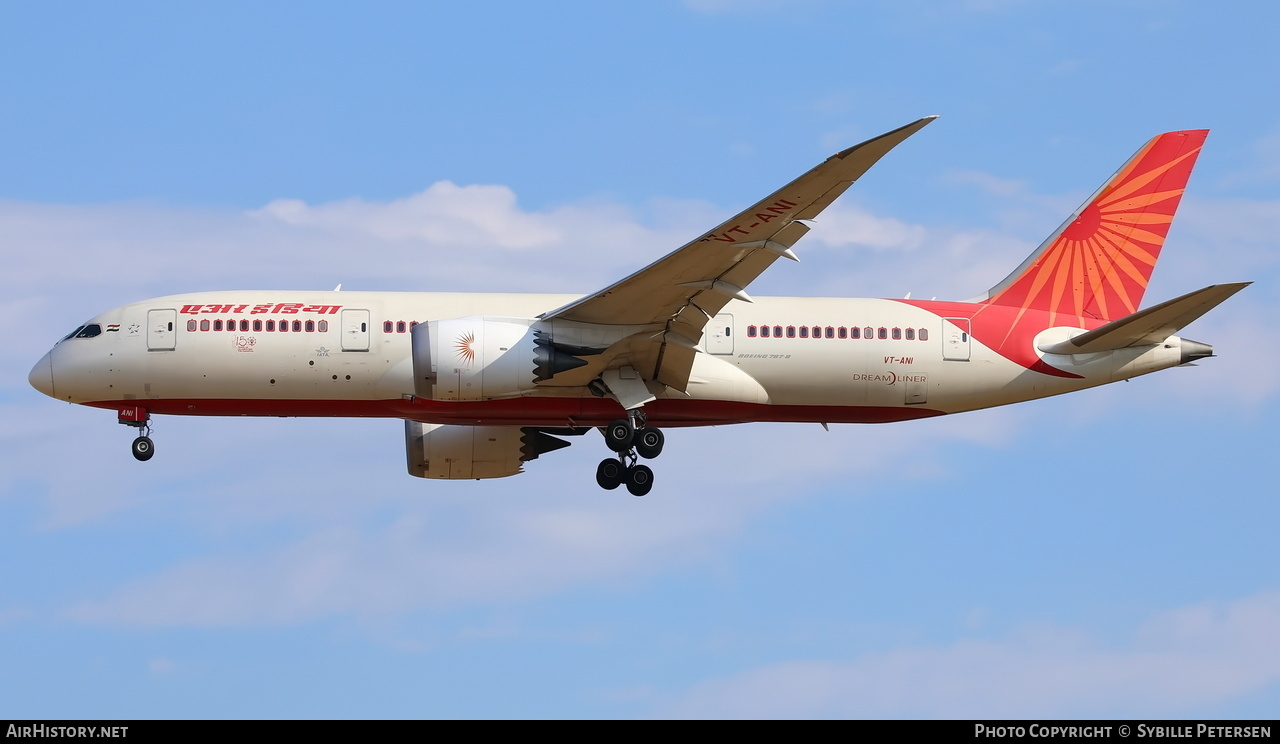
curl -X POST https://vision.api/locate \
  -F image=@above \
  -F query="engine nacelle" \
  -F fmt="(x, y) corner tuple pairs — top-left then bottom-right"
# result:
(404, 421), (572, 479)
(411, 316), (591, 400)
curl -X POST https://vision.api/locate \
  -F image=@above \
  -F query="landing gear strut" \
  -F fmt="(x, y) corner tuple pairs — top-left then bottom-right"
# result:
(596, 409), (661, 496)
(118, 406), (154, 462)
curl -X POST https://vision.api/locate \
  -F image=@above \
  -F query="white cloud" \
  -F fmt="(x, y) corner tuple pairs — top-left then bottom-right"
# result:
(943, 169), (1030, 197)
(806, 203), (930, 253)
(658, 590), (1280, 718)
(57, 410), (1022, 625)
(1047, 58), (1087, 77)
(796, 201), (1036, 301)
(1176, 199), (1280, 282)
(254, 182), (563, 249)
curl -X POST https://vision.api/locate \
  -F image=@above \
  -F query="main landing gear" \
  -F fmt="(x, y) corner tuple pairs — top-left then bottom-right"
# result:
(595, 410), (664, 496)
(118, 406), (154, 462)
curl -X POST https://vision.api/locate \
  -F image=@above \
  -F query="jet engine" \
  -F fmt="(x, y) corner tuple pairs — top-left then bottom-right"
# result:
(404, 421), (572, 479)
(411, 316), (594, 400)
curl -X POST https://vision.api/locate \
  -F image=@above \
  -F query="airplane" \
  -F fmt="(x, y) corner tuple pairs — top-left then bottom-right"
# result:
(28, 117), (1248, 496)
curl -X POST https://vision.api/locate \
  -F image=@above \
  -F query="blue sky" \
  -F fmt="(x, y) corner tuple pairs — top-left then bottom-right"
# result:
(3, 0), (1279, 718)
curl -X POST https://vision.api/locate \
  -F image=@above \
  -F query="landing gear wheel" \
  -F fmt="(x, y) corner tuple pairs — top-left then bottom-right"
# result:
(625, 464), (654, 497)
(604, 419), (634, 453)
(131, 435), (155, 462)
(635, 427), (664, 459)
(596, 458), (624, 490)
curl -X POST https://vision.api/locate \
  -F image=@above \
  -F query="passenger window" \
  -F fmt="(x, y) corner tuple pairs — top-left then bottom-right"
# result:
(851, 327), (861, 339)
(200, 319), (210, 331)
(906, 328), (915, 340)
(187, 320), (197, 331)
(318, 320), (328, 332)
(799, 327), (809, 338)
(838, 327), (847, 339)
(747, 325), (757, 337)
(892, 328), (901, 340)
(919, 328), (929, 341)
(878, 328), (887, 339)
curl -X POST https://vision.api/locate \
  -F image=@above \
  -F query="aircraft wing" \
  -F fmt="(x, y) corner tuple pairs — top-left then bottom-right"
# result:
(542, 116), (936, 393)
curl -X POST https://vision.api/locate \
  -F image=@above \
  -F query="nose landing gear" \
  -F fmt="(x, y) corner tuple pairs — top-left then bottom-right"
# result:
(118, 406), (154, 462)
(596, 410), (662, 496)
(131, 434), (155, 462)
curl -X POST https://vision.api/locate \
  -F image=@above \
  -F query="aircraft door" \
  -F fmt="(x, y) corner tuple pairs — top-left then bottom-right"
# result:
(341, 309), (371, 352)
(943, 318), (971, 361)
(147, 309), (177, 351)
(706, 314), (734, 355)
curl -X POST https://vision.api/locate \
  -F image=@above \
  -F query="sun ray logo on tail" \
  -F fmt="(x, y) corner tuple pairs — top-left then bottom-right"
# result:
(978, 129), (1207, 354)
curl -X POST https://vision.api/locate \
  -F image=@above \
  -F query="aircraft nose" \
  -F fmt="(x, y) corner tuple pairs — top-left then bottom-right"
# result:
(29, 351), (55, 398)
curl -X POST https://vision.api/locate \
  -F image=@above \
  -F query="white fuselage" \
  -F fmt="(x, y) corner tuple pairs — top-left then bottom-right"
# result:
(31, 290), (1188, 429)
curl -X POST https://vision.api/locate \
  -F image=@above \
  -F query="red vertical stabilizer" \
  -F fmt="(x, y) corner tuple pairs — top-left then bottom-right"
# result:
(981, 129), (1208, 327)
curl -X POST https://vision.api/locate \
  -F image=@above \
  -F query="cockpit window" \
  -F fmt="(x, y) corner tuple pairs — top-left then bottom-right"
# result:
(58, 322), (106, 344)
(61, 325), (87, 342)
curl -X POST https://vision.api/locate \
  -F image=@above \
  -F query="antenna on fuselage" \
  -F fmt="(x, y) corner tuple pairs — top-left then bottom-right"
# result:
(333, 284), (342, 292)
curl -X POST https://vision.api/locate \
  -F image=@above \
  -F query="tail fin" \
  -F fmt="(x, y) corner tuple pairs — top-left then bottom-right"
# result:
(978, 130), (1208, 324)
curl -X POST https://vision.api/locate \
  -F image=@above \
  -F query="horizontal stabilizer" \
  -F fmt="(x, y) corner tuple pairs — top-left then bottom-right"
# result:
(1038, 282), (1250, 355)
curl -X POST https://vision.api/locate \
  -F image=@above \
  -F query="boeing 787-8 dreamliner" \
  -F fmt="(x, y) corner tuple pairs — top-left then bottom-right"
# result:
(29, 117), (1248, 495)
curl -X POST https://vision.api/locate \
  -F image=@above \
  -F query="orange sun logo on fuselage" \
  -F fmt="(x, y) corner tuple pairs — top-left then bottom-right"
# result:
(454, 331), (476, 365)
